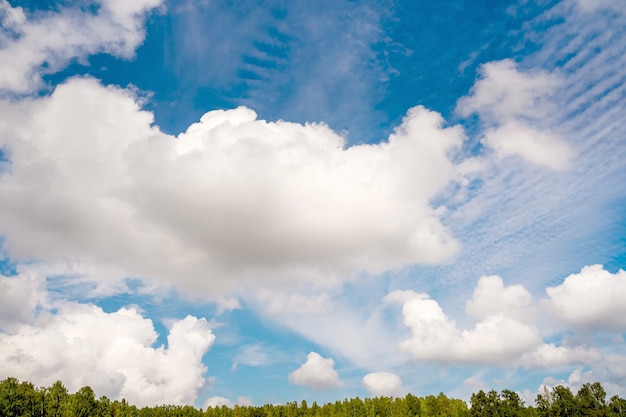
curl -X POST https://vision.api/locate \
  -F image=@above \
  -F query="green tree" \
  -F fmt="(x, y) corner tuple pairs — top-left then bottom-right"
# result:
(608, 395), (626, 417)
(404, 394), (421, 417)
(73, 386), (99, 417)
(576, 382), (607, 417)
(45, 380), (69, 417)
(0, 377), (23, 417)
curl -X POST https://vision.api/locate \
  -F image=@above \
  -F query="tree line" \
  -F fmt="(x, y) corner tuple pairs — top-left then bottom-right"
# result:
(1, 377), (625, 417)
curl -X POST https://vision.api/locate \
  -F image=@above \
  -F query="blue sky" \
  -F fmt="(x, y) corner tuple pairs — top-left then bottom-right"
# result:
(0, 0), (625, 409)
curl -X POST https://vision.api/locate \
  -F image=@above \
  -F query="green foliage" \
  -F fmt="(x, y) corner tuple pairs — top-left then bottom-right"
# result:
(0, 377), (624, 417)
(470, 389), (530, 417)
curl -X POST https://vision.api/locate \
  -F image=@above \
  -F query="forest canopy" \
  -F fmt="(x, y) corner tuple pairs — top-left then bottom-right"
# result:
(1, 377), (625, 417)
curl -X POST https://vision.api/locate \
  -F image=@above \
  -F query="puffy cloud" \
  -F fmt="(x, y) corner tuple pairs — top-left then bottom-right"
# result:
(466, 275), (533, 321)
(203, 396), (252, 408)
(457, 59), (571, 170)
(204, 396), (232, 408)
(391, 268), (626, 368)
(362, 372), (403, 397)
(397, 292), (541, 363)
(545, 265), (626, 331)
(0, 77), (462, 298)
(457, 60), (559, 123)
(0, 303), (215, 407)
(288, 352), (341, 390)
(0, 0), (162, 93)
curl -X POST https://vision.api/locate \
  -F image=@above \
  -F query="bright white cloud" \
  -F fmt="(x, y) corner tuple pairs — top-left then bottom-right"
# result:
(203, 395), (252, 409)
(0, 302), (215, 407)
(0, 0), (162, 93)
(457, 59), (572, 170)
(466, 275), (533, 321)
(396, 292), (541, 363)
(390, 267), (626, 369)
(362, 372), (403, 397)
(0, 77), (462, 298)
(288, 352), (341, 390)
(203, 396), (232, 408)
(545, 265), (626, 331)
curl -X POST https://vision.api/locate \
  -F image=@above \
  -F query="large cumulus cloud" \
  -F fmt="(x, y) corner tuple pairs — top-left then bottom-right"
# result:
(0, 77), (462, 297)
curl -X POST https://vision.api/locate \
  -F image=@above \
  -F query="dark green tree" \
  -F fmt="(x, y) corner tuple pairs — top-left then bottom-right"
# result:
(45, 380), (69, 417)
(608, 395), (626, 417)
(73, 386), (99, 417)
(576, 382), (607, 417)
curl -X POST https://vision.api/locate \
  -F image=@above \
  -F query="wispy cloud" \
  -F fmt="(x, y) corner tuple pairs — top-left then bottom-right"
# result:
(0, 0), (162, 93)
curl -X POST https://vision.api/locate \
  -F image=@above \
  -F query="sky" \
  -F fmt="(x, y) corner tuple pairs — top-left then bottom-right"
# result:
(0, 0), (625, 409)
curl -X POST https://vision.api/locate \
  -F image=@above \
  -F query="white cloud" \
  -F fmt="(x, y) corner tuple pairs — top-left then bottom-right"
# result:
(0, 0), (162, 93)
(0, 302), (215, 407)
(396, 292), (541, 363)
(545, 265), (626, 331)
(457, 59), (560, 123)
(203, 396), (252, 409)
(204, 396), (232, 408)
(0, 77), (462, 298)
(457, 59), (572, 170)
(466, 275), (533, 321)
(288, 352), (341, 390)
(362, 372), (403, 397)
(519, 344), (601, 368)
(482, 122), (572, 171)
(390, 267), (626, 369)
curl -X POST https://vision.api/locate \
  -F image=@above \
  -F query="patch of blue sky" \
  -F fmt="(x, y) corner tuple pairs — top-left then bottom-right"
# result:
(0, 254), (17, 276)
(35, 0), (550, 147)
(202, 306), (342, 406)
